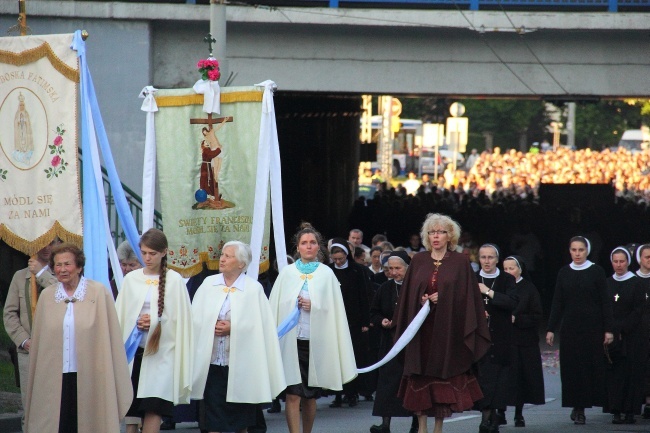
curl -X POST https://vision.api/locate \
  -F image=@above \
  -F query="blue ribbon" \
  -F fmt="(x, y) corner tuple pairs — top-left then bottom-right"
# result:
(124, 322), (144, 364)
(277, 299), (300, 339)
(72, 30), (144, 287)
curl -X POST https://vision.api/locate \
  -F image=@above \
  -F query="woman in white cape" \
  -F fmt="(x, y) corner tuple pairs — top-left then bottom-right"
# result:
(191, 241), (286, 433)
(115, 229), (193, 433)
(269, 223), (357, 433)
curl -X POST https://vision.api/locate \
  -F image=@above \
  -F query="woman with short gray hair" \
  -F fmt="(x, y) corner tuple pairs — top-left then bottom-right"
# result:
(191, 241), (285, 433)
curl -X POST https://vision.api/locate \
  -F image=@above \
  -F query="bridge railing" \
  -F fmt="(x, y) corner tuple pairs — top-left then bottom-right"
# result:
(322, 0), (646, 11)
(79, 151), (163, 247)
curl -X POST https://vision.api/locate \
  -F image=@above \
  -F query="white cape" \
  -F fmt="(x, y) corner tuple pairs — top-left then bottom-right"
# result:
(191, 275), (286, 403)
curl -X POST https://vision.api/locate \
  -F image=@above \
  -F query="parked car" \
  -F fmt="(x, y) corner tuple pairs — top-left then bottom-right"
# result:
(419, 149), (465, 174)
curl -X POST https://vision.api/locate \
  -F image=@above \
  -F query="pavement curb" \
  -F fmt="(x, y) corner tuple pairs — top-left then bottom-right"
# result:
(0, 412), (22, 433)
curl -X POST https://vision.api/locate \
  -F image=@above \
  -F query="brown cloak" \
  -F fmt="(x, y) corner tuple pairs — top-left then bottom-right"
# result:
(25, 280), (133, 433)
(393, 251), (491, 379)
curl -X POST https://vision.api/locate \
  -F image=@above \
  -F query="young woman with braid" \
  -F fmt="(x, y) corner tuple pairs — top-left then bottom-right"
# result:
(116, 229), (193, 433)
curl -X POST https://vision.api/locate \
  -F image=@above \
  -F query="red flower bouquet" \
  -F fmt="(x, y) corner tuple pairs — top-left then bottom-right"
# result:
(197, 59), (221, 81)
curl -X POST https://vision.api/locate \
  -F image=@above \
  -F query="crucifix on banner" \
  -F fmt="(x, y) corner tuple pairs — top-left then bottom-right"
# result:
(191, 33), (235, 210)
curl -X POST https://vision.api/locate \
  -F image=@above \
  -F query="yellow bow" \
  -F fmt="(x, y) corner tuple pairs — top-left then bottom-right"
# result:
(223, 287), (236, 293)
(300, 274), (313, 280)
(145, 279), (159, 286)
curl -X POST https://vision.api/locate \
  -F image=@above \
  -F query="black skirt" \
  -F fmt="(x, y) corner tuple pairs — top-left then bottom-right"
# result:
(507, 345), (545, 406)
(285, 339), (322, 399)
(126, 347), (174, 418)
(59, 372), (78, 433)
(204, 365), (257, 431)
(373, 357), (412, 417)
(475, 358), (512, 410)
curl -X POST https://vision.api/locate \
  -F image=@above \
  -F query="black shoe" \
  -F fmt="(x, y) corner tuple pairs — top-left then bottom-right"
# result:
(348, 395), (358, 407)
(479, 420), (491, 433)
(369, 424), (390, 433)
(514, 416), (525, 427)
(408, 428), (417, 433)
(574, 412), (585, 425)
(624, 413), (636, 424)
(570, 408), (576, 421)
(612, 413), (623, 424)
(497, 411), (507, 426)
(329, 399), (343, 408)
(267, 399), (281, 413)
(160, 419), (176, 430)
(363, 394), (375, 402)
(643, 405), (650, 419)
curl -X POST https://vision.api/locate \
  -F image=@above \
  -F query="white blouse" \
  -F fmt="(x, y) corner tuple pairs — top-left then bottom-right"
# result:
(55, 277), (87, 373)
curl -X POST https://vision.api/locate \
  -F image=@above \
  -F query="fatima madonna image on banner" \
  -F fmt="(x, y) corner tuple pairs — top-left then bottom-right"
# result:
(154, 87), (270, 277)
(0, 33), (82, 255)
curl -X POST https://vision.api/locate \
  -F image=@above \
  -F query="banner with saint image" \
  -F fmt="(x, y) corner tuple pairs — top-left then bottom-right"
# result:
(0, 33), (83, 255)
(154, 87), (270, 277)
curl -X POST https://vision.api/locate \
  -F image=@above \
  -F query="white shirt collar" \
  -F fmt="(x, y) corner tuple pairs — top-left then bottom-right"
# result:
(213, 273), (246, 291)
(516, 276), (523, 283)
(570, 260), (593, 270)
(479, 268), (500, 278)
(637, 269), (650, 279)
(613, 271), (635, 281)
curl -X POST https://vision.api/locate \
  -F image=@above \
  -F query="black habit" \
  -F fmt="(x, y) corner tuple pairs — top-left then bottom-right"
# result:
(604, 274), (645, 415)
(330, 261), (371, 396)
(475, 270), (518, 410)
(547, 263), (614, 409)
(508, 278), (545, 406)
(370, 279), (412, 417)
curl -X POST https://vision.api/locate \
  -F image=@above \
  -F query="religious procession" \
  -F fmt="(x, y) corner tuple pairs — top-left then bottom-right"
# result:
(2, 2), (650, 433)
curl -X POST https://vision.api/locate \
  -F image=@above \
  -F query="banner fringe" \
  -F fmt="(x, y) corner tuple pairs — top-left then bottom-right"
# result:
(0, 42), (79, 82)
(155, 91), (263, 107)
(0, 222), (83, 256)
(169, 258), (270, 278)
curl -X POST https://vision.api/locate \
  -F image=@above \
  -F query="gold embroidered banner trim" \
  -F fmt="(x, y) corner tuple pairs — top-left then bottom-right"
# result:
(0, 43), (79, 83)
(155, 91), (264, 108)
(0, 221), (83, 256)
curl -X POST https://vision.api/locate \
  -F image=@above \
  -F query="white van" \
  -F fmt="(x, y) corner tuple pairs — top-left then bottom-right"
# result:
(617, 129), (650, 153)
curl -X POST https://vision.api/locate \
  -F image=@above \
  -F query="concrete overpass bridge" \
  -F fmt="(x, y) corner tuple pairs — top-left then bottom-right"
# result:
(1, 1), (649, 236)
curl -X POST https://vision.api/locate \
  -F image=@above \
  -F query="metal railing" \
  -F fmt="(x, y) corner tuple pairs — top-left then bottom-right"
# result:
(324, 0), (647, 11)
(79, 151), (163, 247)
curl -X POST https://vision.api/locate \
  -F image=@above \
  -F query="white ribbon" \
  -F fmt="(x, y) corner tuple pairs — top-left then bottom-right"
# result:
(84, 93), (121, 295)
(139, 86), (158, 233)
(193, 79), (221, 114)
(357, 301), (431, 374)
(247, 80), (288, 278)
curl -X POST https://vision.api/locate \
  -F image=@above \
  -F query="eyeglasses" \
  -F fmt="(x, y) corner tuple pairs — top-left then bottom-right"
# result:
(428, 230), (448, 236)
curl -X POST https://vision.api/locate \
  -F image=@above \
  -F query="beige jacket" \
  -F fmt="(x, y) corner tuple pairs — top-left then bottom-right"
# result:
(2, 267), (57, 354)
(25, 280), (133, 433)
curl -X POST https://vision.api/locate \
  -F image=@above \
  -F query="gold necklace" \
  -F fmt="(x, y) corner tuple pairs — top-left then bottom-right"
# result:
(432, 251), (446, 268)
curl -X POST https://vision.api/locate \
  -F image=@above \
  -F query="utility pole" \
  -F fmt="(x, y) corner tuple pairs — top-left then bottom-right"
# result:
(210, 0), (228, 81)
(566, 102), (576, 149)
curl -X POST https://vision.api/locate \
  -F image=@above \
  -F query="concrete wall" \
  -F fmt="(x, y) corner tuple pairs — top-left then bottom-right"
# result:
(2, 1), (650, 196)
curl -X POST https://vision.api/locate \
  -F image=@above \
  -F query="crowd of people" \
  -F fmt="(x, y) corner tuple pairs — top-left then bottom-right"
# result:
(5, 216), (650, 433)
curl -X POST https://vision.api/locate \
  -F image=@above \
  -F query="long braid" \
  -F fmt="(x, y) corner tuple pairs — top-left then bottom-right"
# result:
(144, 253), (167, 355)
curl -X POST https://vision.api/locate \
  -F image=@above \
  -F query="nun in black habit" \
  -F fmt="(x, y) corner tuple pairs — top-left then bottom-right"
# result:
(546, 236), (614, 425)
(328, 238), (371, 408)
(604, 247), (646, 424)
(502, 255), (545, 428)
(369, 251), (418, 433)
(474, 244), (518, 433)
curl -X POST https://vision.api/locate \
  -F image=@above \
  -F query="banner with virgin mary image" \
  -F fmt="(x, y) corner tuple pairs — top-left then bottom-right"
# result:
(0, 33), (83, 255)
(154, 86), (271, 277)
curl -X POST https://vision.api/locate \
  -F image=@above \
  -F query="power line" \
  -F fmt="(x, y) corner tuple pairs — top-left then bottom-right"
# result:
(451, 2), (538, 95)
(495, 0), (570, 95)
